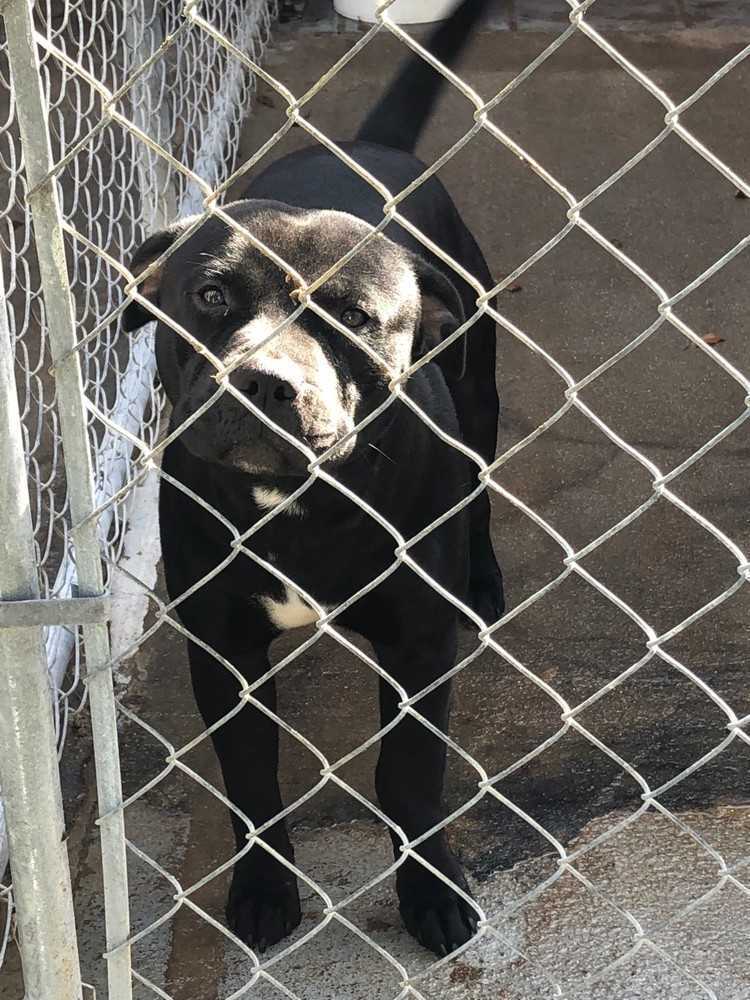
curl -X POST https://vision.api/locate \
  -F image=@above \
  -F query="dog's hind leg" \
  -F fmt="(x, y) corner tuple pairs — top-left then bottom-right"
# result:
(450, 313), (505, 625)
(178, 595), (301, 951)
(465, 491), (505, 624)
(372, 624), (478, 956)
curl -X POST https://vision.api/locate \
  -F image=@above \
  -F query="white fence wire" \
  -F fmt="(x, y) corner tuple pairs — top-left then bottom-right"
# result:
(0, 0), (749, 997)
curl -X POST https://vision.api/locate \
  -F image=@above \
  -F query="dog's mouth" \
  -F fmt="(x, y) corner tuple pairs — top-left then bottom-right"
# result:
(212, 429), (356, 476)
(307, 431), (339, 450)
(174, 390), (359, 475)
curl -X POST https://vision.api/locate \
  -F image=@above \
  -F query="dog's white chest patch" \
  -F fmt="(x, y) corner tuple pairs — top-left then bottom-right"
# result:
(262, 587), (319, 630)
(253, 486), (304, 516)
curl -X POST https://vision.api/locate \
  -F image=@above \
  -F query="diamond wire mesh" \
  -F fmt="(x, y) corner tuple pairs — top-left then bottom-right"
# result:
(0, 0), (274, 983)
(0, 883), (11, 978)
(4, 0), (750, 996)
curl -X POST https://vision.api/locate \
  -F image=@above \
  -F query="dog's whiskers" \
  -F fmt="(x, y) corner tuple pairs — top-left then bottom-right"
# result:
(368, 442), (396, 465)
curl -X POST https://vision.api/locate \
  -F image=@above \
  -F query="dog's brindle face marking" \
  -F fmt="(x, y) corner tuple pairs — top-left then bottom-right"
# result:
(135, 202), (422, 477)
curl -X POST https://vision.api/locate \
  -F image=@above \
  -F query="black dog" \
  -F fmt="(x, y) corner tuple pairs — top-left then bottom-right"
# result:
(124, 0), (503, 957)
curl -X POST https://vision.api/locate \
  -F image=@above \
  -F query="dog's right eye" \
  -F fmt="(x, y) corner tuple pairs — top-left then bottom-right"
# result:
(197, 285), (226, 308)
(341, 307), (369, 328)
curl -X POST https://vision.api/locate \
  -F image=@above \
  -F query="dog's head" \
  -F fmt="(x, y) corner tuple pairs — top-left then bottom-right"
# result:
(123, 200), (465, 477)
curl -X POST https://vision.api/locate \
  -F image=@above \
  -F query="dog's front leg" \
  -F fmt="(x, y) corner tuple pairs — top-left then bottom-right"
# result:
(373, 626), (478, 956)
(180, 599), (301, 951)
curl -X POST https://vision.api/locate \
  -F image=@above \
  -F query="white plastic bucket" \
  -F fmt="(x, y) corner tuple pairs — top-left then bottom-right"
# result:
(333, 0), (455, 24)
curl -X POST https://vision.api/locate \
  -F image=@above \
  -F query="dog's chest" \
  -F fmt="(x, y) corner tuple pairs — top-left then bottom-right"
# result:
(251, 486), (326, 630)
(253, 486), (305, 517)
(261, 586), (320, 630)
(247, 483), (393, 633)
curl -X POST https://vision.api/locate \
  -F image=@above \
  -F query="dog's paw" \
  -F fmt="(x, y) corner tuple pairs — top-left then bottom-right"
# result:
(397, 863), (478, 957)
(226, 876), (302, 952)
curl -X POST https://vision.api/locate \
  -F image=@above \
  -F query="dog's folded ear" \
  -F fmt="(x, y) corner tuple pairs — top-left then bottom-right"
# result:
(411, 257), (468, 381)
(122, 222), (193, 332)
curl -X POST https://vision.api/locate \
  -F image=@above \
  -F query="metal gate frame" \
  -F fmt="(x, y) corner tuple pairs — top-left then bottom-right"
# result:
(0, 0), (274, 994)
(1, 0), (130, 995)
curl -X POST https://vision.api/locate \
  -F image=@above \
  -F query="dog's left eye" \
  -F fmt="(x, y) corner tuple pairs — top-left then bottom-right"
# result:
(341, 307), (369, 328)
(198, 285), (225, 308)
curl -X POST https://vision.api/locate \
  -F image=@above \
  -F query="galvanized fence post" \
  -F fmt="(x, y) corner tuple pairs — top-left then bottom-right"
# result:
(0, 261), (83, 997)
(3, 0), (133, 997)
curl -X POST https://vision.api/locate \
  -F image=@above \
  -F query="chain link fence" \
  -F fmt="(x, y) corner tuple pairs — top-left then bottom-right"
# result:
(0, 0), (274, 994)
(1, 0), (749, 997)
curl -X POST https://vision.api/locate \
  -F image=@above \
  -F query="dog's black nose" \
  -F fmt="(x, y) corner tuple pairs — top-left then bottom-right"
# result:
(238, 370), (298, 416)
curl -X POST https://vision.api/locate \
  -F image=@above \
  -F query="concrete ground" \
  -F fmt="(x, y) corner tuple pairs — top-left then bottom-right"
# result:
(4, 2), (750, 998)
